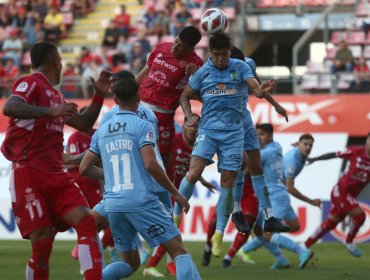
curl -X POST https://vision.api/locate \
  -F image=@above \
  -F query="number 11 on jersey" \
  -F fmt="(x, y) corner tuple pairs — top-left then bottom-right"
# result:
(110, 153), (134, 192)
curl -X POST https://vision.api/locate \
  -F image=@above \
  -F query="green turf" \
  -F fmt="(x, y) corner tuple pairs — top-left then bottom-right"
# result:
(0, 240), (369, 279)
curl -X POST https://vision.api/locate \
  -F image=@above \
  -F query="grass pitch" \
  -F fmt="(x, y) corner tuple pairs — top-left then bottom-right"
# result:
(0, 241), (368, 279)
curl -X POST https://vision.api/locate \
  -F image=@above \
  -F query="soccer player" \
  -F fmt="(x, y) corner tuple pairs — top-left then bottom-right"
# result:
(79, 75), (201, 280)
(136, 26), (203, 172)
(175, 33), (287, 258)
(143, 115), (216, 277)
(65, 107), (118, 263)
(1, 41), (112, 279)
(304, 133), (370, 257)
(240, 124), (314, 269)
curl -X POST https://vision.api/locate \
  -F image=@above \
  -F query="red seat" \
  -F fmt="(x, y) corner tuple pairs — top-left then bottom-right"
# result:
(347, 31), (366, 44)
(330, 31), (348, 44)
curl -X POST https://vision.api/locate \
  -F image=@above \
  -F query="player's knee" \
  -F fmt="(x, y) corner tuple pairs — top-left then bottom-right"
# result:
(74, 213), (97, 237)
(92, 210), (109, 232)
(186, 170), (200, 184)
(353, 211), (366, 226)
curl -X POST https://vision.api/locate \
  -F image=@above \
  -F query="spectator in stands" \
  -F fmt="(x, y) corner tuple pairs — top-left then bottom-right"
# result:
(113, 34), (132, 65)
(77, 46), (103, 73)
(361, 18), (370, 39)
(135, 29), (152, 54)
(24, 20), (45, 50)
(81, 60), (103, 98)
(142, 6), (158, 35)
(102, 20), (120, 49)
(61, 63), (79, 98)
(43, 6), (66, 43)
(114, 4), (131, 37)
(2, 28), (22, 67)
(33, 0), (49, 20)
(331, 40), (354, 74)
(11, 6), (28, 30)
(130, 41), (147, 74)
(153, 9), (170, 39)
(350, 56), (370, 92)
(170, 3), (192, 36)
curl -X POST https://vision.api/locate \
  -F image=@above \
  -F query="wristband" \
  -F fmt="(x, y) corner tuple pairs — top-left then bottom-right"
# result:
(92, 95), (104, 105)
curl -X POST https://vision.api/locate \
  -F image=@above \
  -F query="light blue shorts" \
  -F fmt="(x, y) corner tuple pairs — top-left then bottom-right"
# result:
(92, 191), (173, 219)
(192, 128), (243, 172)
(243, 120), (260, 151)
(256, 190), (297, 227)
(107, 201), (180, 252)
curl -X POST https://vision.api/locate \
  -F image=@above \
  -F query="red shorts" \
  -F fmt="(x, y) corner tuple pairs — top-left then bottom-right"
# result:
(329, 184), (360, 218)
(79, 184), (102, 209)
(153, 111), (175, 155)
(241, 176), (259, 217)
(10, 166), (89, 239)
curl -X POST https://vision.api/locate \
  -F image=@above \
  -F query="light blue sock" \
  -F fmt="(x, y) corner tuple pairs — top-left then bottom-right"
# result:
(251, 175), (272, 209)
(102, 261), (133, 280)
(216, 187), (233, 232)
(174, 177), (195, 216)
(260, 237), (286, 261)
(270, 233), (303, 255)
(97, 236), (106, 268)
(242, 237), (263, 253)
(174, 254), (201, 280)
(232, 170), (244, 204)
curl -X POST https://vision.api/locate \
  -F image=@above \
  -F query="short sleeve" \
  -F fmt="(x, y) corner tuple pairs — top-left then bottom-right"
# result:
(138, 122), (156, 148)
(240, 61), (254, 82)
(89, 130), (101, 157)
(245, 58), (257, 76)
(284, 160), (297, 179)
(188, 67), (203, 92)
(67, 132), (81, 156)
(337, 146), (356, 160)
(11, 76), (38, 104)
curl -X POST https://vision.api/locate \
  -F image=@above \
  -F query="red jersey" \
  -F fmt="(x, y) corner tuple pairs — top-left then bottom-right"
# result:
(140, 42), (203, 112)
(170, 132), (192, 189)
(1, 72), (68, 173)
(67, 130), (101, 197)
(336, 146), (370, 197)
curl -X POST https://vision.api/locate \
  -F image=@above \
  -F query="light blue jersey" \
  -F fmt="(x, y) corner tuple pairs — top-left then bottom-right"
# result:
(101, 104), (165, 193)
(260, 141), (286, 194)
(90, 110), (158, 212)
(188, 57), (254, 131)
(284, 147), (305, 180)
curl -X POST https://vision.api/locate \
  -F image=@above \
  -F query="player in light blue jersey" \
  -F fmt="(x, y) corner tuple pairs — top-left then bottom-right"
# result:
(173, 33), (284, 258)
(239, 124), (314, 269)
(284, 134), (321, 208)
(80, 76), (201, 280)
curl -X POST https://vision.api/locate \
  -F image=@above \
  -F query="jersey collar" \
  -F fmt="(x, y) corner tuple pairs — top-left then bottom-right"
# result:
(116, 110), (137, 116)
(207, 57), (231, 69)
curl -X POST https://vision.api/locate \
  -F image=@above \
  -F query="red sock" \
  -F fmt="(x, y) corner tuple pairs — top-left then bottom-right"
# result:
(206, 213), (217, 248)
(227, 215), (255, 257)
(146, 245), (166, 268)
(346, 212), (366, 243)
(101, 227), (114, 249)
(305, 218), (338, 248)
(75, 214), (102, 280)
(26, 237), (53, 280)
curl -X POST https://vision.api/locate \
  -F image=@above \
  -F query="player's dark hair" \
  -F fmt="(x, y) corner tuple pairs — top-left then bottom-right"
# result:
(178, 26), (201, 48)
(256, 123), (273, 134)
(30, 41), (58, 69)
(112, 77), (139, 105)
(299, 133), (314, 142)
(112, 69), (135, 80)
(209, 33), (231, 50)
(184, 114), (200, 123)
(230, 45), (245, 61)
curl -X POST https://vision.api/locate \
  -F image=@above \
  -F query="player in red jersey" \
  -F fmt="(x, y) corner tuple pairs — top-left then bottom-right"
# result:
(143, 115), (216, 277)
(1, 41), (113, 280)
(66, 107), (116, 263)
(136, 26), (203, 172)
(201, 172), (259, 267)
(304, 133), (370, 257)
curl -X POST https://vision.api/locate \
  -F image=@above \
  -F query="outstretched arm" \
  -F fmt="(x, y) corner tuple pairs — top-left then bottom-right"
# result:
(307, 152), (337, 164)
(286, 178), (321, 208)
(135, 65), (150, 85)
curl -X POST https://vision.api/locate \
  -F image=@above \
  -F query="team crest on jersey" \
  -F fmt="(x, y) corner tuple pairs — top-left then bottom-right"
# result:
(218, 84), (226, 90)
(146, 131), (155, 142)
(15, 82), (28, 93)
(230, 70), (238, 79)
(161, 131), (170, 138)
